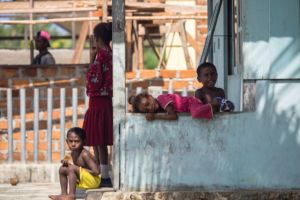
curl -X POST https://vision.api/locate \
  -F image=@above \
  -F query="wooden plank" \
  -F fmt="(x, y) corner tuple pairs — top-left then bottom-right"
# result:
(0, 15), (205, 25)
(178, 20), (193, 69)
(0, 1), (97, 13)
(157, 22), (173, 69)
(138, 24), (144, 69)
(125, 13), (133, 71)
(102, 0), (108, 22)
(72, 21), (89, 64)
(186, 31), (201, 56)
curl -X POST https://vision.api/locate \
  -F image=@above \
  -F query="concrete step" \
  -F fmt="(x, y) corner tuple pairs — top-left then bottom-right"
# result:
(85, 188), (115, 200)
(99, 190), (300, 200)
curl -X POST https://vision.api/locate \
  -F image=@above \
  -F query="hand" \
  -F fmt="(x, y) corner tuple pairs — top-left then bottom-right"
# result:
(61, 159), (71, 167)
(211, 99), (221, 113)
(146, 113), (155, 121)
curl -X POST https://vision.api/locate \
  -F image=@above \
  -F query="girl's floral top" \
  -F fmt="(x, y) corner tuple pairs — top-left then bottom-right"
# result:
(86, 46), (112, 97)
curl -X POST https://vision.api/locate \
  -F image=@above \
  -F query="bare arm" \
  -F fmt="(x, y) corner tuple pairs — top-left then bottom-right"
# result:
(81, 150), (100, 176)
(146, 104), (178, 121)
(195, 89), (207, 103)
(218, 88), (226, 99)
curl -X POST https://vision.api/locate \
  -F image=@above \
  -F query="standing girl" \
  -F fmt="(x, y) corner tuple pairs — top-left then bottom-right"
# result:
(83, 22), (113, 187)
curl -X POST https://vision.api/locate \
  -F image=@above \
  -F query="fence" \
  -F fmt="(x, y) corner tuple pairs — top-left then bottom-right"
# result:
(2, 86), (88, 163)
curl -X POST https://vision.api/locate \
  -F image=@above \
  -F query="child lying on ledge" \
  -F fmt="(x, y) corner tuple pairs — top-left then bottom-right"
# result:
(129, 93), (221, 121)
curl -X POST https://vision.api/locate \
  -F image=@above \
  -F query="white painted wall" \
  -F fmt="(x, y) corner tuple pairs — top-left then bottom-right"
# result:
(121, 80), (300, 190)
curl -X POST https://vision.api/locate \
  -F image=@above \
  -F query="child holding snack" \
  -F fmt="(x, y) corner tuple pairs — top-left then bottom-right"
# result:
(49, 127), (100, 200)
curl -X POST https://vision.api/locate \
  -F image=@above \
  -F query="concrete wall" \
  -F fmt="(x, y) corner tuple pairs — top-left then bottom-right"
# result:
(119, 0), (300, 190)
(243, 0), (300, 79)
(121, 79), (300, 190)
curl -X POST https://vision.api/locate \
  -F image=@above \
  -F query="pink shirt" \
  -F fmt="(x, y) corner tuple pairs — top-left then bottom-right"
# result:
(156, 94), (200, 112)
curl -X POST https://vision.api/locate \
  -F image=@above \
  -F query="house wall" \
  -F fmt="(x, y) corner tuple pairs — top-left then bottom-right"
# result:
(121, 80), (300, 190)
(118, 0), (300, 190)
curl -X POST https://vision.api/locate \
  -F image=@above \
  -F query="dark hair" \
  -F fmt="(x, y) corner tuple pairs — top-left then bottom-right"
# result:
(67, 127), (86, 141)
(128, 93), (149, 112)
(197, 62), (217, 76)
(93, 22), (112, 45)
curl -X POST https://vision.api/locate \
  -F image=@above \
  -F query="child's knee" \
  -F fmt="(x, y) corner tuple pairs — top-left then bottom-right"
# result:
(59, 166), (68, 174)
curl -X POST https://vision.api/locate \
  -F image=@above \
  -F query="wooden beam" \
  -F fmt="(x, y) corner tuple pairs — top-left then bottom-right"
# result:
(125, 13), (133, 71)
(186, 32), (201, 56)
(0, 15), (205, 25)
(178, 21), (193, 69)
(138, 24), (145, 69)
(71, 21), (89, 64)
(0, 7), (97, 14)
(102, 0), (108, 22)
(157, 22), (173, 69)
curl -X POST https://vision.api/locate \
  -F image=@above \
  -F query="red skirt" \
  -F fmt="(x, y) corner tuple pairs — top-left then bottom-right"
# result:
(83, 96), (113, 146)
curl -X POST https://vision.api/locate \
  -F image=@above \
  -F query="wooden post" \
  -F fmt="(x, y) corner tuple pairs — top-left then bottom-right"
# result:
(29, 0), (34, 41)
(125, 12), (133, 71)
(132, 20), (138, 70)
(138, 24), (144, 69)
(178, 20), (193, 69)
(71, 8), (76, 49)
(29, 0), (34, 63)
(72, 21), (89, 64)
(102, 0), (108, 22)
(112, 0), (125, 190)
(30, 40), (34, 64)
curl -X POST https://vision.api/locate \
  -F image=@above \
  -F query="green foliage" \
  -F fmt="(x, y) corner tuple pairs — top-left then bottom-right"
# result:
(144, 47), (158, 69)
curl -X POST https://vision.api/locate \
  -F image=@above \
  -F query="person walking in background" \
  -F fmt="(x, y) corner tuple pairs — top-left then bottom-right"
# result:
(33, 30), (56, 65)
(83, 22), (113, 187)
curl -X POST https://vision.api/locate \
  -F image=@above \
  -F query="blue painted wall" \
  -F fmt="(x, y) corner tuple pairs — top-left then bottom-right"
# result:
(243, 0), (300, 79)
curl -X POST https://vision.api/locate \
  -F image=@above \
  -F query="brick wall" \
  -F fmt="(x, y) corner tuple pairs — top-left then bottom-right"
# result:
(0, 64), (88, 162)
(126, 69), (202, 96)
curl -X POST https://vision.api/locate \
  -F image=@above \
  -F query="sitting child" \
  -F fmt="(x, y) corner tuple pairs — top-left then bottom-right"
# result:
(195, 62), (234, 112)
(129, 92), (221, 121)
(49, 127), (100, 200)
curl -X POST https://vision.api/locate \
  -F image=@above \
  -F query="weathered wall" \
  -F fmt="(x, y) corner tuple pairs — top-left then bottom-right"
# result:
(119, 0), (300, 190)
(122, 80), (300, 190)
